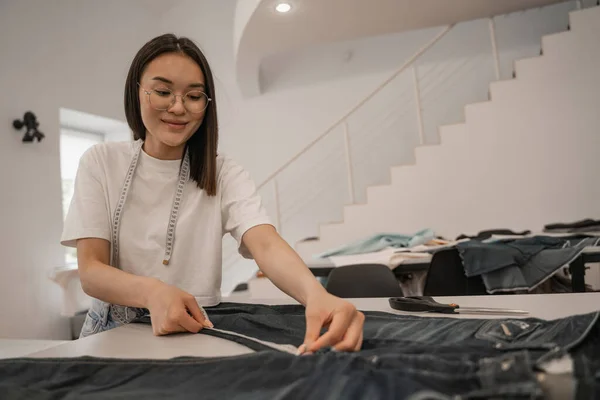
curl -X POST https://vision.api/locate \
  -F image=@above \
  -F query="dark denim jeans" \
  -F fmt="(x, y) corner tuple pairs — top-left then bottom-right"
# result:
(545, 219), (600, 232)
(1, 303), (598, 399)
(457, 236), (600, 293)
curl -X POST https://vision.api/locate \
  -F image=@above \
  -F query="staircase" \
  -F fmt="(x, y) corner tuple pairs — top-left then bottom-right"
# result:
(296, 5), (600, 258)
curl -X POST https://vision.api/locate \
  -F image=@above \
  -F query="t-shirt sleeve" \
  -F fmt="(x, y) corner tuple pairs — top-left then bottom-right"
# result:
(220, 158), (273, 259)
(61, 147), (111, 248)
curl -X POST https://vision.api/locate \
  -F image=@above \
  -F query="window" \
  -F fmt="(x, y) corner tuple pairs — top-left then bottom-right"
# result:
(60, 129), (105, 266)
(58, 108), (130, 267)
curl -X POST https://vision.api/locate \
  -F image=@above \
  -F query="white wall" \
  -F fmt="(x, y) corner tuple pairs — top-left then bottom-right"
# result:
(233, 0), (261, 58)
(258, 26), (444, 93)
(0, 0), (163, 339)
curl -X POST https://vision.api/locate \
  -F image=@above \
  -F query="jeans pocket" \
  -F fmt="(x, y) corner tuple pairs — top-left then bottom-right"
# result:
(475, 320), (542, 344)
(79, 309), (104, 338)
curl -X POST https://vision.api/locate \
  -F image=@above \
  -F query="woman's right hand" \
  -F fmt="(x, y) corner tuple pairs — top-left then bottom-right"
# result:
(145, 280), (213, 336)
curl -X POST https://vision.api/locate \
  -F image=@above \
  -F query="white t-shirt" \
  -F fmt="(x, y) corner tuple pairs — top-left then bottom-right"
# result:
(61, 141), (272, 306)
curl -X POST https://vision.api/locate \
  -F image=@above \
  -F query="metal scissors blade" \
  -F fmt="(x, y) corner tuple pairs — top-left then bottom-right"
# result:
(455, 307), (529, 315)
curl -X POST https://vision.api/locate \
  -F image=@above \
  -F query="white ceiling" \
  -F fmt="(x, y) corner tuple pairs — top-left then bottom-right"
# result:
(236, 0), (568, 97)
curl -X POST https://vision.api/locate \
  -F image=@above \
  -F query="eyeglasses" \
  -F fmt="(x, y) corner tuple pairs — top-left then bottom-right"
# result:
(138, 83), (211, 114)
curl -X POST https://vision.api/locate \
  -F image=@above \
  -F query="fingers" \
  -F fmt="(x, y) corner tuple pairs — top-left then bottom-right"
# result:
(333, 311), (365, 352)
(306, 307), (353, 353)
(152, 314), (187, 336)
(354, 330), (364, 352)
(152, 299), (208, 336)
(184, 296), (213, 328)
(177, 311), (204, 333)
(304, 314), (323, 345)
(298, 313), (324, 355)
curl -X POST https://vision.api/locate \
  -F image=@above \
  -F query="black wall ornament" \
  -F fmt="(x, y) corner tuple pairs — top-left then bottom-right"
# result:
(13, 111), (45, 142)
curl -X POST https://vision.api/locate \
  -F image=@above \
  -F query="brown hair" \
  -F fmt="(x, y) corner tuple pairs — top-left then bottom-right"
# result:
(124, 34), (218, 195)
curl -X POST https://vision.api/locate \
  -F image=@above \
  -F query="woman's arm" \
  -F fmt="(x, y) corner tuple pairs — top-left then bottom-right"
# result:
(241, 225), (325, 305)
(242, 225), (364, 353)
(77, 238), (211, 334)
(77, 238), (156, 307)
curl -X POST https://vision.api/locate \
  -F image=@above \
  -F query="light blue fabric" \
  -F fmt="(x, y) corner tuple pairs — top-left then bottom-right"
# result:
(314, 229), (435, 259)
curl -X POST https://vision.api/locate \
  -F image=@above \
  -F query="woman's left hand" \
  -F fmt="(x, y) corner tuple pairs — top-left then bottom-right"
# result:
(239, 226), (364, 354)
(298, 292), (365, 354)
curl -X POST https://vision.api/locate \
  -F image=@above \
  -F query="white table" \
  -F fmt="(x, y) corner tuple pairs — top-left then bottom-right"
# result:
(307, 256), (431, 270)
(0, 339), (68, 359)
(16, 293), (600, 360)
(307, 257), (431, 280)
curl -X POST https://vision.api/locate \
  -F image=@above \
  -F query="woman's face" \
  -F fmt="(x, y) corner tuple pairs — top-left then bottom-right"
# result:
(139, 52), (207, 154)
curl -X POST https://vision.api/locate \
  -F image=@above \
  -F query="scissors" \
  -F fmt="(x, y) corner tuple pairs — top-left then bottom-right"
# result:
(389, 296), (529, 315)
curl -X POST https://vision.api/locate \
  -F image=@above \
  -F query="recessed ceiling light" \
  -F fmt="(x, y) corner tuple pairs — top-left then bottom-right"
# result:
(275, 3), (292, 13)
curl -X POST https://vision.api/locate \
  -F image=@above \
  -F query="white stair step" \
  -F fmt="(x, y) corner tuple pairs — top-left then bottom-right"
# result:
(436, 125), (468, 170)
(343, 203), (368, 225)
(464, 101), (494, 125)
(489, 79), (521, 103)
(414, 145), (448, 181)
(319, 222), (347, 243)
(569, 5), (600, 34)
(390, 165), (419, 186)
(541, 31), (575, 57)
(414, 145), (443, 166)
(366, 184), (395, 205)
(514, 56), (546, 84)
(438, 124), (467, 148)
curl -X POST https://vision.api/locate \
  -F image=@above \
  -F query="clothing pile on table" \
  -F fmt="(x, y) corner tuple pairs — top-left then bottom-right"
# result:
(1, 303), (599, 399)
(314, 229), (437, 258)
(544, 218), (600, 234)
(313, 219), (600, 296)
(456, 229), (532, 241)
(316, 230), (461, 296)
(456, 235), (599, 294)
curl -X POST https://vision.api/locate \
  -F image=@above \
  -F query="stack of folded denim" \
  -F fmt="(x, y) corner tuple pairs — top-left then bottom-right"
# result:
(456, 229), (531, 241)
(544, 218), (600, 234)
(457, 235), (600, 294)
